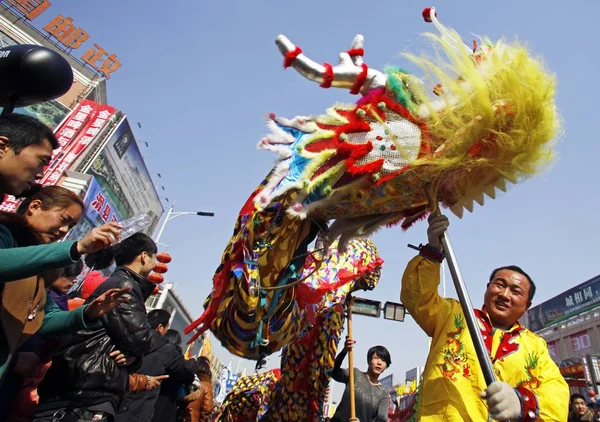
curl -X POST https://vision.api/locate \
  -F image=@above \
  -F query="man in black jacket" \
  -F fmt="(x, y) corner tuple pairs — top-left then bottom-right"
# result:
(115, 309), (198, 422)
(35, 233), (159, 422)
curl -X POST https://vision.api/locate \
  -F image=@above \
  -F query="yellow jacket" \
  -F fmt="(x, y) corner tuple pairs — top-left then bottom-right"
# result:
(401, 255), (569, 421)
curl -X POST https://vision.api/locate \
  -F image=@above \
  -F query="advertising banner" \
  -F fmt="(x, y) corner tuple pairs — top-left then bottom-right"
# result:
(0, 99), (116, 213)
(571, 331), (592, 353)
(525, 274), (600, 332)
(65, 176), (122, 242)
(85, 117), (163, 233)
(0, 100), (71, 130)
(42, 100), (117, 186)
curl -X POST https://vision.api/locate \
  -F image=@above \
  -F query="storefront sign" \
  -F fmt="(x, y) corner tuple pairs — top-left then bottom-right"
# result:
(525, 274), (600, 331)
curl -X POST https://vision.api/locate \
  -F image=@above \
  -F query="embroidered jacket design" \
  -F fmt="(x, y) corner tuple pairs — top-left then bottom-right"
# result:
(441, 314), (469, 381)
(516, 352), (541, 390)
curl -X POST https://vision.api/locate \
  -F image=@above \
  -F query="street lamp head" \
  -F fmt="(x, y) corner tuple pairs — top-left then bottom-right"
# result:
(197, 211), (215, 217)
(384, 301), (406, 322)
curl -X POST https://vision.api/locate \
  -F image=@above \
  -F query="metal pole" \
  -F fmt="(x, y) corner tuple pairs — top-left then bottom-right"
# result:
(153, 203), (174, 243)
(441, 261), (446, 298)
(346, 297), (356, 419)
(441, 231), (496, 386)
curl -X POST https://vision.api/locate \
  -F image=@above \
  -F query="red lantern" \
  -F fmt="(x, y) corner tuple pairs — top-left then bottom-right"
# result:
(153, 263), (169, 274)
(152, 286), (160, 295)
(148, 273), (164, 284)
(156, 252), (172, 263)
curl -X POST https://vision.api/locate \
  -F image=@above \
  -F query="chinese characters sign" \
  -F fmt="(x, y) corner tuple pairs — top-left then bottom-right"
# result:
(525, 274), (600, 332)
(4, 0), (121, 78)
(65, 176), (121, 242)
(5, 0), (51, 20)
(41, 99), (116, 187)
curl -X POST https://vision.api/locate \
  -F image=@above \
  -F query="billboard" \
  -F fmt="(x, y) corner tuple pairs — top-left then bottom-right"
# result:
(42, 99), (117, 186)
(65, 176), (122, 242)
(0, 100), (71, 130)
(0, 99), (116, 213)
(380, 374), (395, 389)
(85, 118), (163, 233)
(525, 274), (600, 332)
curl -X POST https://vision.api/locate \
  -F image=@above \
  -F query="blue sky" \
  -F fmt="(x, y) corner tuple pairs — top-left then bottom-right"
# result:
(38, 0), (600, 404)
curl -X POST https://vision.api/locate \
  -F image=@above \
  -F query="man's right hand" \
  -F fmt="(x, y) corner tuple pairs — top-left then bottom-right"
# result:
(146, 375), (169, 390)
(427, 214), (449, 251)
(110, 350), (136, 367)
(76, 222), (122, 255)
(343, 335), (356, 352)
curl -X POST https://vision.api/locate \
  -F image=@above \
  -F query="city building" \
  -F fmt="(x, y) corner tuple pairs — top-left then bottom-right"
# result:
(145, 282), (202, 355)
(522, 273), (600, 395)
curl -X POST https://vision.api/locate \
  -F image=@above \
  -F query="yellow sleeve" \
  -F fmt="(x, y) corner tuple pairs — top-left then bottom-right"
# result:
(517, 337), (569, 421)
(400, 255), (451, 337)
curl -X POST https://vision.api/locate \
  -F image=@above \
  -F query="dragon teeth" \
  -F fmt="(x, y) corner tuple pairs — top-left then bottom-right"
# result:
(463, 199), (474, 213)
(495, 178), (507, 192)
(483, 184), (496, 199)
(474, 192), (485, 206)
(450, 203), (464, 218)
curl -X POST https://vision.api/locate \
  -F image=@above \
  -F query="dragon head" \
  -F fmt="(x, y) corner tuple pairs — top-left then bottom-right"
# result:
(257, 6), (558, 239)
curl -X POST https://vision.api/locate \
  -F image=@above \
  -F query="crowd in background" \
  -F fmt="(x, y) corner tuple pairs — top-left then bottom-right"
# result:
(0, 114), (214, 421)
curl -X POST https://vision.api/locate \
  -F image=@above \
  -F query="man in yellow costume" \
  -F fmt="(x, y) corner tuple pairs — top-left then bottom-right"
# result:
(401, 215), (569, 421)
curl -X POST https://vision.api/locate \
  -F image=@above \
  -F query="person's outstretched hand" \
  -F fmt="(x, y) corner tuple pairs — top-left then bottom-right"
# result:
(84, 287), (131, 320)
(76, 222), (122, 255)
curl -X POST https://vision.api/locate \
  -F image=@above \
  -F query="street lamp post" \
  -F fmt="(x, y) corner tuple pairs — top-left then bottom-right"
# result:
(153, 202), (214, 243)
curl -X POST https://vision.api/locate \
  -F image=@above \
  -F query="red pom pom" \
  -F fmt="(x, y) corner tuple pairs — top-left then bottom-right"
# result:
(422, 7), (436, 23)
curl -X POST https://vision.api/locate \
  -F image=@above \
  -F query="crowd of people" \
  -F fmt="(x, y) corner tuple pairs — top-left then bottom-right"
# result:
(0, 112), (596, 422)
(0, 114), (214, 421)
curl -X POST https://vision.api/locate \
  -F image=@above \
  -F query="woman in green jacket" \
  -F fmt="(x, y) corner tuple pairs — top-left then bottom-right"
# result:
(0, 185), (127, 383)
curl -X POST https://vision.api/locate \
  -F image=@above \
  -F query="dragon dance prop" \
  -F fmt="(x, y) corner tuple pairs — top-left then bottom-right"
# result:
(185, 6), (559, 364)
(219, 239), (382, 422)
(218, 369), (281, 422)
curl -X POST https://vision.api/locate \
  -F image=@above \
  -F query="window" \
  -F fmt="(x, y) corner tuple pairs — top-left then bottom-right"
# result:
(145, 294), (160, 309)
(0, 30), (17, 48)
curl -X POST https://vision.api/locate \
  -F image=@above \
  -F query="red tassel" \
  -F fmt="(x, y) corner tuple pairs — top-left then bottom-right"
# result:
(472, 40), (478, 53)
(283, 46), (302, 69)
(350, 63), (368, 95)
(346, 48), (364, 57)
(320, 62), (334, 88)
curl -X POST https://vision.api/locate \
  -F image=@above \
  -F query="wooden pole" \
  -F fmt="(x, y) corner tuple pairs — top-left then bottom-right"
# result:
(347, 296), (356, 419)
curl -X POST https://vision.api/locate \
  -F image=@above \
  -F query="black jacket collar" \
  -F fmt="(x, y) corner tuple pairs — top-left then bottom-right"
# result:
(114, 266), (155, 300)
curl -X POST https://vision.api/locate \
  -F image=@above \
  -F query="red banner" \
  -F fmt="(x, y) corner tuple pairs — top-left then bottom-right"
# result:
(0, 100), (117, 213)
(41, 101), (116, 186)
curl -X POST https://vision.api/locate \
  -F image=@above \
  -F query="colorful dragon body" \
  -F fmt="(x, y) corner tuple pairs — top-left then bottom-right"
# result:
(217, 239), (382, 421)
(185, 7), (559, 363)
